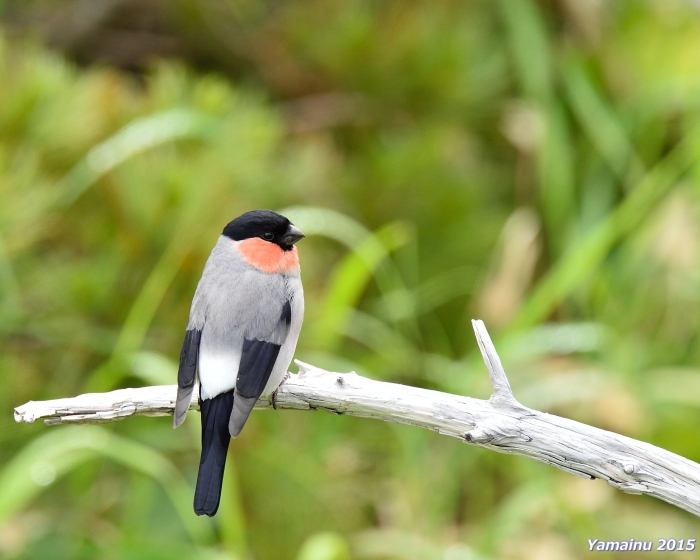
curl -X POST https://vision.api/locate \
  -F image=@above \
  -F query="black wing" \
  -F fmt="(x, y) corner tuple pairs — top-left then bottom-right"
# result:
(173, 328), (202, 428)
(229, 301), (291, 437)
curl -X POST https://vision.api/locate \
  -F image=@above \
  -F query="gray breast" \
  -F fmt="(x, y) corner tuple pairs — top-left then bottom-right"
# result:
(188, 236), (301, 399)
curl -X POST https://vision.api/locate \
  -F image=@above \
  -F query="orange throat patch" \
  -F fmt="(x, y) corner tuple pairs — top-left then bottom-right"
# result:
(236, 238), (299, 274)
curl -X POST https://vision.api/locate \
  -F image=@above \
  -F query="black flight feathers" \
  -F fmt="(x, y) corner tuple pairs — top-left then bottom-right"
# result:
(173, 328), (201, 428)
(228, 300), (291, 438)
(235, 301), (291, 399)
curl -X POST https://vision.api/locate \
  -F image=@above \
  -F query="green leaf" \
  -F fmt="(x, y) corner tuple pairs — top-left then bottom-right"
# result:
(296, 532), (350, 560)
(0, 426), (214, 544)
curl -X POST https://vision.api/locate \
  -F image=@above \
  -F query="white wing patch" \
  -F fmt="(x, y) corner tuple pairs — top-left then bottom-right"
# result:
(198, 350), (241, 399)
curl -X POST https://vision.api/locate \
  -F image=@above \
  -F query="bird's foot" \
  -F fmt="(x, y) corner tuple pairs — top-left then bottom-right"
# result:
(272, 372), (291, 410)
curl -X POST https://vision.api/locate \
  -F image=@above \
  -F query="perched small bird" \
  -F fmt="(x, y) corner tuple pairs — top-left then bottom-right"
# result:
(173, 210), (305, 516)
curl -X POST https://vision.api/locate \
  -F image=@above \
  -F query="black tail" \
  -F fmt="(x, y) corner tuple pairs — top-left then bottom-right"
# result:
(194, 391), (234, 516)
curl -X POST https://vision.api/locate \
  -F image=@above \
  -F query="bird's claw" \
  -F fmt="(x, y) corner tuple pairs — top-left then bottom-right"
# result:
(272, 372), (291, 410)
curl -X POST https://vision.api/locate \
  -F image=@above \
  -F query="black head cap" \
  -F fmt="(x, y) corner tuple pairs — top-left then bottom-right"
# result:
(222, 210), (304, 250)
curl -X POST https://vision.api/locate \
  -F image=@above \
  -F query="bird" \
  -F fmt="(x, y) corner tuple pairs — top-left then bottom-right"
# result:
(173, 209), (305, 516)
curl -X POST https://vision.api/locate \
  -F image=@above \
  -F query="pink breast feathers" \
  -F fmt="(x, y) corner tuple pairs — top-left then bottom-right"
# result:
(236, 238), (299, 274)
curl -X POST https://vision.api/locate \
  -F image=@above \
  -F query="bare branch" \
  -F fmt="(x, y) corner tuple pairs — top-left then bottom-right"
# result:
(14, 323), (700, 518)
(471, 319), (517, 405)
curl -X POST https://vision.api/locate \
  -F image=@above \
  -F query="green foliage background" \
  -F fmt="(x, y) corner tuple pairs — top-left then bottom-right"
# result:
(2, 1), (700, 558)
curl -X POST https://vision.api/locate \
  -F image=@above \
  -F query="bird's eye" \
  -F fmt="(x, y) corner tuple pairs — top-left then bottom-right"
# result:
(262, 232), (274, 241)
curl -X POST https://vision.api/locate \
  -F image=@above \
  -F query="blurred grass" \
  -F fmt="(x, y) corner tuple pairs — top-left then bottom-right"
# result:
(2, 1), (700, 559)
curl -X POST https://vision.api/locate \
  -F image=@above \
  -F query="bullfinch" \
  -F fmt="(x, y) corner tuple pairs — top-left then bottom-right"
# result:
(173, 209), (305, 516)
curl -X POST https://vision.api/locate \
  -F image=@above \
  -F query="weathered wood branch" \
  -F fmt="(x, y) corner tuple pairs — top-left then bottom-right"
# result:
(14, 320), (700, 517)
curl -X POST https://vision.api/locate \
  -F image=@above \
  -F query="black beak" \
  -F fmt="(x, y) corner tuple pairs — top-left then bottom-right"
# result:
(282, 224), (305, 245)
